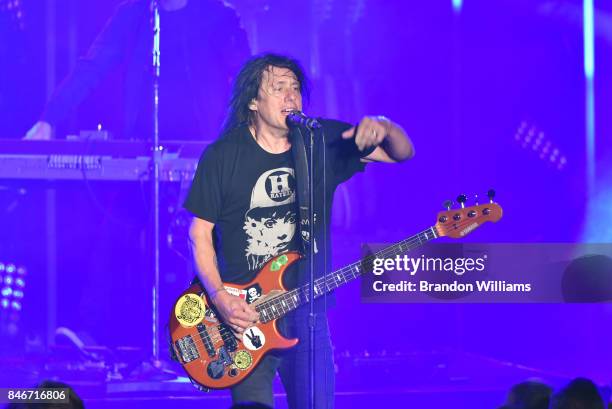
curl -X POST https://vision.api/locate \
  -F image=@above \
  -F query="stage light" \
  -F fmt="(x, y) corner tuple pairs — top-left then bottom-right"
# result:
(514, 121), (566, 171)
(0, 261), (26, 316)
(452, 0), (462, 13)
(583, 0), (595, 195)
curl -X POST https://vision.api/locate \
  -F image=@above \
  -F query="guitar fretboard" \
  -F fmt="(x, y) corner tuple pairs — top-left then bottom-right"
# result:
(255, 226), (438, 322)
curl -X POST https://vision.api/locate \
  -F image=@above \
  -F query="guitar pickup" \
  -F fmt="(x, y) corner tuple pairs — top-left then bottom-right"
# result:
(197, 323), (216, 357)
(219, 324), (238, 352)
(175, 335), (200, 363)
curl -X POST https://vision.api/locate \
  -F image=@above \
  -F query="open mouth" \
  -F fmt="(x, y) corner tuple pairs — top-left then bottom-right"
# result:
(281, 108), (297, 115)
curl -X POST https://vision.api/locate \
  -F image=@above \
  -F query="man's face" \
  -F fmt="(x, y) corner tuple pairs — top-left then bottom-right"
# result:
(250, 66), (302, 131)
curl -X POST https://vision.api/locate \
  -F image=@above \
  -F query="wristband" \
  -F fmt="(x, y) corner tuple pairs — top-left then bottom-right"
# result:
(209, 287), (227, 300)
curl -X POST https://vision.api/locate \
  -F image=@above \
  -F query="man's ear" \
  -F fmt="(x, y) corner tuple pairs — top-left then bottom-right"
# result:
(248, 99), (257, 111)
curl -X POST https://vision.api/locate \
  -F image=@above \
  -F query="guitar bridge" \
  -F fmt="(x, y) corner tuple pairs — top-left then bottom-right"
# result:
(175, 335), (200, 363)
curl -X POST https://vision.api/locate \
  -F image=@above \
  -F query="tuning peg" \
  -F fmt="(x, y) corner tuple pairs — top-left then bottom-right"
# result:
(443, 200), (453, 210)
(487, 189), (496, 203)
(456, 194), (467, 209)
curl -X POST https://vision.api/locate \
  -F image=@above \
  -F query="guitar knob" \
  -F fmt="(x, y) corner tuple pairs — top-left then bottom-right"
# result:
(487, 189), (496, 203)
(443, 200), (453, 210)
(456, 194), (467, 209)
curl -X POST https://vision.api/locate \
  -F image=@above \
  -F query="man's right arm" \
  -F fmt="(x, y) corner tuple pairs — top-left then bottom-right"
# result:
(189, 217), (259, 335)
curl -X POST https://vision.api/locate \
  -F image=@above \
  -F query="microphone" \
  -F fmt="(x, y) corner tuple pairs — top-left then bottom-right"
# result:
(286, 110), (322, 129)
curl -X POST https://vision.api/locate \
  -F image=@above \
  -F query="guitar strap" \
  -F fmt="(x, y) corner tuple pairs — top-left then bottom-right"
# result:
(289, 127), (312, 253)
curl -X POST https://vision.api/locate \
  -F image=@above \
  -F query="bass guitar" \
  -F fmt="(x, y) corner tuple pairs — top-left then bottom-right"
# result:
(169, 194), (502, 390)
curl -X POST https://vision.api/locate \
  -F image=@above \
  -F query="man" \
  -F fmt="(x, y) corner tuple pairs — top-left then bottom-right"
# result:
(184, 53), (414, 408)
(25, 0), (249, 140)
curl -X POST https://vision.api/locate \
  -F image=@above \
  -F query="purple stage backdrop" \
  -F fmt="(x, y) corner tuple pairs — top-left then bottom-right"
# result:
(0, 1), (610, 408)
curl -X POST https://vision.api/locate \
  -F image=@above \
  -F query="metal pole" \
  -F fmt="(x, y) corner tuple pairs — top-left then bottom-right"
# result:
(44, 0), (57, 350)
(151, 0), (162, 362)
(308, 127), (316, 409)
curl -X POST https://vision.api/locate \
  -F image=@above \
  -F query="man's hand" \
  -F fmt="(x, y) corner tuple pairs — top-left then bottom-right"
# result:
(24, 121), (52, 140)
(211, 289), (260, 340)
(341, 115), (390, 151)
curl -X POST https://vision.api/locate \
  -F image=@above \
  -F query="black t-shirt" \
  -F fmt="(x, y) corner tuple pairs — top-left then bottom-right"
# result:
(184, 119), (370, 286)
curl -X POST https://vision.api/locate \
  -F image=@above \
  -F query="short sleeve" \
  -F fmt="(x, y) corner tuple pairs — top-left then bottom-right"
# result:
(184, 144), (223, 223)
(322, 119), (376, 186)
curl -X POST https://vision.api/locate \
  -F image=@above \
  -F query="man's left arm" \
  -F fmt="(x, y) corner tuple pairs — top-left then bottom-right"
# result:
(341, 116), (414, 163)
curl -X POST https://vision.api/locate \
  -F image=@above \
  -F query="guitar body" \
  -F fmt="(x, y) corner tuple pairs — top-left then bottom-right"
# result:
(169, 251), (301, 390)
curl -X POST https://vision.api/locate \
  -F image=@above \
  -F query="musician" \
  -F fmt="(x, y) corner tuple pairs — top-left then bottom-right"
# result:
(25, 0), (250, 140)
(184, 53), (414, 408)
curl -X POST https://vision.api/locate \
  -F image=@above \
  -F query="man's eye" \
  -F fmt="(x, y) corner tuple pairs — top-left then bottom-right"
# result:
(264, 220), (276, 228)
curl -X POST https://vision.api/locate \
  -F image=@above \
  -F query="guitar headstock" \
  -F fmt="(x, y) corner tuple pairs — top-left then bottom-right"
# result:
(434, 190), (503, 239)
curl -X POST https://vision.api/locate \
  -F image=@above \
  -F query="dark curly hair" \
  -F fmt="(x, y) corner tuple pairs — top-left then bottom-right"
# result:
(221, 53), (310, 135)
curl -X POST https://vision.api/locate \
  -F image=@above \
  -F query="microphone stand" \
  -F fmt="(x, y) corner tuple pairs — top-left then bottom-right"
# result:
(151, 0), (164, 368)
(307, 126), (316, 409)
(126, 0), (175, 384)
(306, 124), (329, 409)
(290, 113), (324, 409)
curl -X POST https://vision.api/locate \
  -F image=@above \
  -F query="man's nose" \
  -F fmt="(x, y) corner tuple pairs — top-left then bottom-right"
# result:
(284, 90), (298, 103)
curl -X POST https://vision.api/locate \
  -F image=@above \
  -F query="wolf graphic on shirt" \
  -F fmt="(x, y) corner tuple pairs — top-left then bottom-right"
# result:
(243, 168), (297, 270)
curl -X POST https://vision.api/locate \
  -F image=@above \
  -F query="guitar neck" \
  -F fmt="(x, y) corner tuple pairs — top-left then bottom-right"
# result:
(255, 226), (439, 322)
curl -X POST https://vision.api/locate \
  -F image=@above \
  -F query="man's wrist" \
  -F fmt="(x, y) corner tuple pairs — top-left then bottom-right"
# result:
(209, 286), (227, 301)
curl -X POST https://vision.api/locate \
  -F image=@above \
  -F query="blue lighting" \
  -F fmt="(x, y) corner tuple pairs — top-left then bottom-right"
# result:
(583, 0), (594, 78)
(583, 0), (595, 196)
(452, 0), (463, 13)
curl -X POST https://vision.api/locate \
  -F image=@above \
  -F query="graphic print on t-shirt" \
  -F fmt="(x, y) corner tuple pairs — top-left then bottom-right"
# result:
(243, 167), (297, 270)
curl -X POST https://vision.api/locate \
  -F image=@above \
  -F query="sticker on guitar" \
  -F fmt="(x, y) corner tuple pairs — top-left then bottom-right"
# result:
(174, 293), (206, 328)
(242, 326), (266, 351)
(224, 286), (247, 299)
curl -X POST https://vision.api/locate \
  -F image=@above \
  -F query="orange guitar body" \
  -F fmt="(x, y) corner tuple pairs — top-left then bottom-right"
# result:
(169, 251), (302, 390)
